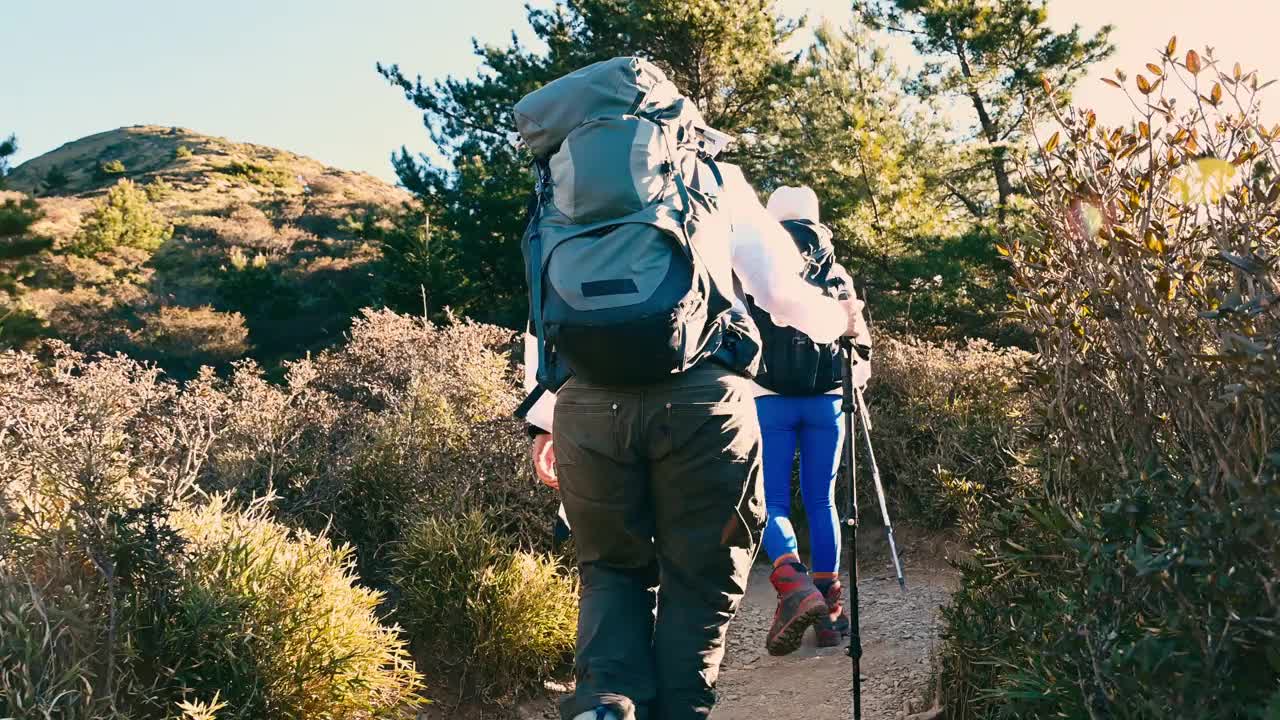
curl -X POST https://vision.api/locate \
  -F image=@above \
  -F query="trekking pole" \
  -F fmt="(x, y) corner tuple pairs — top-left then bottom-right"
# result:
(854, 385), (906, 591)
(839, 339), (863, 720)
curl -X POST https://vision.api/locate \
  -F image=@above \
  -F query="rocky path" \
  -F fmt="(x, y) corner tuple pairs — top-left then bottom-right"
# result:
(713, 556), (954, 719)
(504, 527), (957, 720)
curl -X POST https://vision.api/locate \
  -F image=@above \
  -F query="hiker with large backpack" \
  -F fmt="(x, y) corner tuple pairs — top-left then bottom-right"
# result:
(747, 186), (872, 657)
(513, 57), (867, 720)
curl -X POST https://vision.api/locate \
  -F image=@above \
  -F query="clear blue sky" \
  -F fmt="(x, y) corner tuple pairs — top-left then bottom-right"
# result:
(3, 0), (540, 182)
(4, 1), (1275, 184)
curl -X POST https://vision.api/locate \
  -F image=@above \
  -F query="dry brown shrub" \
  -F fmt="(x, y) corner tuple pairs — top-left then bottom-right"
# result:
(301, 310), (552, 573)
(0, 345), (208, 542)
(129, 305), (250, 369)
(868, 333), (1037, 527)
(0, 345), (220, 713)
(215, 203), (280, 252)
(304, 174), (347, 197)
(0, 308), (564, 710)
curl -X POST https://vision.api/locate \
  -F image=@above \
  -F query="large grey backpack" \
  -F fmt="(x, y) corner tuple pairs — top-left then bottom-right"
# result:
(515, 57), (737, 390)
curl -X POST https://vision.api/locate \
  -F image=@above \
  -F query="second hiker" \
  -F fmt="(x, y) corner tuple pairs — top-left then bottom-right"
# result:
(748, 186), (871, 656)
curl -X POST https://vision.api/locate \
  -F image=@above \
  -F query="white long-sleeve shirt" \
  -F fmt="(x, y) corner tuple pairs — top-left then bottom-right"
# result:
(524, 162), (848, 431)
(752, 252), (871, 398)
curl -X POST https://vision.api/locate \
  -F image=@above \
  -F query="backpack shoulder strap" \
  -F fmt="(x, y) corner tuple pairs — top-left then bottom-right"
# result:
(524, 160), (555, 387)
(702, 157), (724, 191)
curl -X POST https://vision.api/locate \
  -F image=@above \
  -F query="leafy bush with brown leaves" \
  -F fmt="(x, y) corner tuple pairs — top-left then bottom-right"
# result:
(942, 43), (1280, 718)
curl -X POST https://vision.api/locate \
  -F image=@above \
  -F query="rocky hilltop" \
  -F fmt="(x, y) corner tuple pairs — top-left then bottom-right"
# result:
(1, 125), (411, 372)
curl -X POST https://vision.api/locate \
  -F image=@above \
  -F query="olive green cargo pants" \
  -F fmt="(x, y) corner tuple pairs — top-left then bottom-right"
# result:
(553, 363), (766, 720)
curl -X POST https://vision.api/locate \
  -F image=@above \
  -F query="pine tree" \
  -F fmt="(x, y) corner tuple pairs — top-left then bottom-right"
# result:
(42, 165), (70, 194)
(377, 0), (796, 326)
(766, 21), (955, 253)
(857, 0), (1113, 223)
(767, 21), (1018, 339)
(0, 135), (16, 188)
(70, 179), (173, 256)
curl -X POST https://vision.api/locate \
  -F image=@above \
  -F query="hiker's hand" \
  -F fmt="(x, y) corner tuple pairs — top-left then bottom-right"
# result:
(531, 434), (558, 489)
(841, 293), (870, 343)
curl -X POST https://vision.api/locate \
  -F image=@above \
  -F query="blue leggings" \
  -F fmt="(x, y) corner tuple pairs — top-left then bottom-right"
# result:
(756, 394), (844, 574)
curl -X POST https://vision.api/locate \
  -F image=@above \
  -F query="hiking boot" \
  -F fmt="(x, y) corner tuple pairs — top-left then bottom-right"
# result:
(814, 579), (851, 648)
(765, 562), (828, 656)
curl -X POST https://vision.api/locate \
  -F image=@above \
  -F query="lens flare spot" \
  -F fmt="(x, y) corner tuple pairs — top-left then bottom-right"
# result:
(1067, 197), (1108, 240)
(1170, 157), (1238, 203)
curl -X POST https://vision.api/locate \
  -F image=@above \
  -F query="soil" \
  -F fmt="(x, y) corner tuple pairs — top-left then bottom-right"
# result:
(432, 525), (959, 720)
(713, 525), (958, 720)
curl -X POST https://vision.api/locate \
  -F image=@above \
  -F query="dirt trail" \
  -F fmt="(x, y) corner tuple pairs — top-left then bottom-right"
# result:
(500, 527), (957, 720)
(713, 532), (956, 720)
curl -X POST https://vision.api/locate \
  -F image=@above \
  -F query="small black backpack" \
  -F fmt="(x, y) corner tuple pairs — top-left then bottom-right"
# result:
(747, 219), (844, 395)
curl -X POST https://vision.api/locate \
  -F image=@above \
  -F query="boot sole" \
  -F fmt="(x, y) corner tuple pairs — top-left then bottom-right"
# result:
(766, 594), (828, 656)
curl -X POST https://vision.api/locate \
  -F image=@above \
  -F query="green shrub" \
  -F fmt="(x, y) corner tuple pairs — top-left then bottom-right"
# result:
(69, 179), (173, 256)
(161, 496), (424, 719)
(95, 159), (126, 180)
(215, 159), (296, 189)
(0, 234), (52, 260)
(941, 44), (1280, 718)
(0, 194), (43, 237)
(0, 572), (107, 719)
(217, 247), (302, 327)
(391, 512), (577, 703)
(0, 303), (47, 345)
(175, 145), (193, 159)
(144, 177), (174, 201)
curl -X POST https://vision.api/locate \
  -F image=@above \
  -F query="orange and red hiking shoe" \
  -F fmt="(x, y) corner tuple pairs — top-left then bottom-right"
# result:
(765, 562), (828, 656)
(814, 578), (851, 648)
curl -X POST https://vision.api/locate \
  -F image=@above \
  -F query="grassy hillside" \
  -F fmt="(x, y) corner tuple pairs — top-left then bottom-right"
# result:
(0, 125), (409, 374)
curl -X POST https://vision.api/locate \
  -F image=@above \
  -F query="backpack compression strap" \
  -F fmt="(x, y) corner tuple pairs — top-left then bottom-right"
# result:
(528, 160), (552, 385)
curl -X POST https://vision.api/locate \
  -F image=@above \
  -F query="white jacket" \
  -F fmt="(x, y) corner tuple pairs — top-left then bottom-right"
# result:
(750, 264), (871, 399)
(524, 163), (854, 431)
